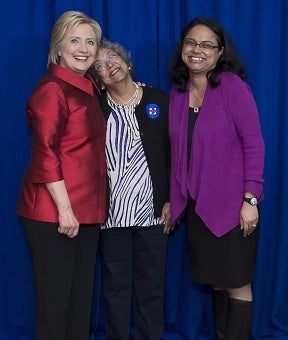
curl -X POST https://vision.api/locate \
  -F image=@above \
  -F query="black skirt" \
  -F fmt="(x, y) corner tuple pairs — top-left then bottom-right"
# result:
(185, 199), (260, 288)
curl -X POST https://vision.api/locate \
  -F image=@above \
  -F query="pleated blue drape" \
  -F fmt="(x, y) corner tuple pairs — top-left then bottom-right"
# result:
(1, 0), (287, 339)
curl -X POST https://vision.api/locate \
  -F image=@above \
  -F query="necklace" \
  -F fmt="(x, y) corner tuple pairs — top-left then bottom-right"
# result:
(191, 89), (205, 102)
(192, 93), (204, 102)
(107, 82), (139, 106)
(190, 82), (207, 102)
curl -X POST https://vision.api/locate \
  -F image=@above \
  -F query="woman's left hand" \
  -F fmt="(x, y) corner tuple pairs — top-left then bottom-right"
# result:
(160, 202), (172, 234)
(240, 202), (259, 237)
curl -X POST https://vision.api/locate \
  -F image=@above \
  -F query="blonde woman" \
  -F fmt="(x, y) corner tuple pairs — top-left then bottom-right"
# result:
(16, 11), (106, 340)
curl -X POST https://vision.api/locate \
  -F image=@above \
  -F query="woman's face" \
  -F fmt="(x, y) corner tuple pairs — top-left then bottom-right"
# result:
(182, 24), (223, 76)
(59, 23), (97, 76)
(94, 48), (130, 87)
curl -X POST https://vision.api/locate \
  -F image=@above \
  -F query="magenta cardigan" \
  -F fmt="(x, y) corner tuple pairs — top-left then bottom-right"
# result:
(169, 72), (265, 237)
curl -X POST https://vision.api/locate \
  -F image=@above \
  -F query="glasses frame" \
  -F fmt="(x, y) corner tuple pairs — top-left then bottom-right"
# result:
(95, 53), (119, 72)
(183, 38), (219, 50)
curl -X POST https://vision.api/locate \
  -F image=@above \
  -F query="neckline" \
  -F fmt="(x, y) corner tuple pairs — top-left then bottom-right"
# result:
(106, 82), (139, 107)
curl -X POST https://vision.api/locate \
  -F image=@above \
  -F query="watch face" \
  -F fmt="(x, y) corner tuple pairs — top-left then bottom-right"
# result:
(250, 197), (258, 205)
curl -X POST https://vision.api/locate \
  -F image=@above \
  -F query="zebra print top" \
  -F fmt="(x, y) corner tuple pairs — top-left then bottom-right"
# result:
(101, 98), (161, 229)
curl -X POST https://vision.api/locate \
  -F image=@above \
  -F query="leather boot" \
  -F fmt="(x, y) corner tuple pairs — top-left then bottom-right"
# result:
(226, 297), (253, 340)
(213, 290), (229, 340)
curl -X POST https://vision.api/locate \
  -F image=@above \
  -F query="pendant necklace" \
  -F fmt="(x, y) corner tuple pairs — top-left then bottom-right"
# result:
(190, 81), (207, 103)
(190, 82), (206, 113)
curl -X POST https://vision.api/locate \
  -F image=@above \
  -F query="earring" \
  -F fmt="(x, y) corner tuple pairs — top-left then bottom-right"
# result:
(58, 51), (62, 57)
(128, 66), (131, 70)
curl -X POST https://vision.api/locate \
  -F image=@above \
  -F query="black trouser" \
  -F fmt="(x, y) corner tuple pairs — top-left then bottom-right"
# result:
(100, 225), (168, 340)
(21, 218), (100, 340)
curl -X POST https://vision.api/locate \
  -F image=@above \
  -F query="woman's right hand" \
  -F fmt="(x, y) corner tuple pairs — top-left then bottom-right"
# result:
(45, 180), (80, 238)
(58, 207), (80, 238)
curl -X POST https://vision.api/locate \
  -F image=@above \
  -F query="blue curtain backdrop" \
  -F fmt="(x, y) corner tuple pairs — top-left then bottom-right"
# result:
(1, 0), (287, 339)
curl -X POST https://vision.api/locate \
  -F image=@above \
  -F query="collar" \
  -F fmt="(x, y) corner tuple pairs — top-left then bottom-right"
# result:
(49, 64), (100, 96)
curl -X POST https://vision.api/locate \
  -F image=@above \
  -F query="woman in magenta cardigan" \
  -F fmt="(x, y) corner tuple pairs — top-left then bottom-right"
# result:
(168, 18), (264, 340)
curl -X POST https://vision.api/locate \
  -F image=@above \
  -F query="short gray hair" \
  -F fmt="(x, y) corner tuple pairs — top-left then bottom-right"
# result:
(96, 39), (135, 76)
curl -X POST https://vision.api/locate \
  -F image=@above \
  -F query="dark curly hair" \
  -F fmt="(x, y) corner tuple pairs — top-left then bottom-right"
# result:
(168, 17), (246, 92)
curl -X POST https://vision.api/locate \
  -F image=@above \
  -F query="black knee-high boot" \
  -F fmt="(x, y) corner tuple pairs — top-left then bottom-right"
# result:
(213, 290), (229, 340)
(226, 297), (253, 340)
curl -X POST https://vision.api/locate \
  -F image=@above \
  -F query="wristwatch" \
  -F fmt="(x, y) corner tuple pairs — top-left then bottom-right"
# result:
(243, 197), (258, 206)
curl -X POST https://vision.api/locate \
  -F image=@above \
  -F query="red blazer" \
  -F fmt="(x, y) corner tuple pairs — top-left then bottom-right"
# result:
(16, 64), (106, 224)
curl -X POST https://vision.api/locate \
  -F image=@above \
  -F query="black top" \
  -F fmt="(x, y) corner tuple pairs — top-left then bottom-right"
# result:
(187, 107), (200, 166)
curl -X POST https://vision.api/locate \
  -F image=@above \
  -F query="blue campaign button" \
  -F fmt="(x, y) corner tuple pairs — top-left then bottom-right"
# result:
(146, 104), (160, 119)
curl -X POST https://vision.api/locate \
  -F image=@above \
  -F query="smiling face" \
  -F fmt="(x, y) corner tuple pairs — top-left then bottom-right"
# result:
(59, 23), (97, 76)
(182, 24), (223, 76)
(95, 47), (130, 88)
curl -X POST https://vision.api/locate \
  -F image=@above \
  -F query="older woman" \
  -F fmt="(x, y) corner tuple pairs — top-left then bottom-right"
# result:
(168, 18), (265, 340)
(16, 11), (106, 340)
(93, 40), (171, 340)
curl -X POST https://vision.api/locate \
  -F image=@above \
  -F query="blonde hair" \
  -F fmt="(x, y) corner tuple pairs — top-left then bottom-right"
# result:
(47, 10), (102, 67)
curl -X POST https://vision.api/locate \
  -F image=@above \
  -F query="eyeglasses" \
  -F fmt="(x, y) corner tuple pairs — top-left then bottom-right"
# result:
(183, 38), (219, 50)
(95, 54), (119, 72)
